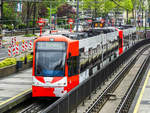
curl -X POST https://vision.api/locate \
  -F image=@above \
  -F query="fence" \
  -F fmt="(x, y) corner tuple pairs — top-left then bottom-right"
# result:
(3, 29), (45, 37)
(7, 37), (34, 57)
(42, 38), (150, 113)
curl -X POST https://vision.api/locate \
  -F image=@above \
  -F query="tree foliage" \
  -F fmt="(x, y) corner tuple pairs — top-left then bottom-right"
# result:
(104, 0), (116, 13)
(57, 3), (76, 18)
(2, 0), (149, 27)
(38, 3), (48, 17)
(82, 0), (144, 16)
(3, 2), (17, 24)
(121, 0), (133, 11)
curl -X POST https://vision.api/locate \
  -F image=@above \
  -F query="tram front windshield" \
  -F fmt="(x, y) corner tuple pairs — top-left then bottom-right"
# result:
(35, 42), (66, 77)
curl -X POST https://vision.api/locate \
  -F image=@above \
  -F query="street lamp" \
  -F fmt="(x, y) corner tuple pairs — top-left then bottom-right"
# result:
(76, 0), (79, 32)
(37, 18), (46, 36)
(145, 10), (147, 39)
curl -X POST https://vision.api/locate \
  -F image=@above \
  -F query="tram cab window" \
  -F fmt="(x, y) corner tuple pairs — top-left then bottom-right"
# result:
(68, 56), (79, 76)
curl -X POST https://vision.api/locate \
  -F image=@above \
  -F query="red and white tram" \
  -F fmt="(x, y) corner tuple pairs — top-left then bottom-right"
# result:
(32, 33), (118, 97)
(32, 26), (136, 97)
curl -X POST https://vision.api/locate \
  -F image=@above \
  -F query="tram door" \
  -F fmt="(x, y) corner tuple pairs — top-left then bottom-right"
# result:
(119, 30), (123, 55)
(67, 40), (80, 92)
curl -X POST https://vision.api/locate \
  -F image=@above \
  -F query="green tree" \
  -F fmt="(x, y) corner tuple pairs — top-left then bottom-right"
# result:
(104, 0), (116, 13)
(57, 3), (76, 18)
(3, 2), (17, 24)
(47, 0), (67, 16)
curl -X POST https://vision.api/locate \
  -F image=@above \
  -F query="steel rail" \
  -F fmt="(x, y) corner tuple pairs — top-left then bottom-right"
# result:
(18, 99), (58, 113)
(85, 44), (150, 113)
(20, 102), (47, 113)
(115, 53), (150, 113)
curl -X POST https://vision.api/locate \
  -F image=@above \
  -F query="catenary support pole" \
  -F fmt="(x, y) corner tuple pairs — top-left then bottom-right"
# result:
(33, 0), (36, 35)
(50, 1), (52, 31)
(76, 0), (79, 32)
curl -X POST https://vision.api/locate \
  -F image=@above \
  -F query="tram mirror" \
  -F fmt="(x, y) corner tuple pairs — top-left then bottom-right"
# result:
(69, 52), (71, 57)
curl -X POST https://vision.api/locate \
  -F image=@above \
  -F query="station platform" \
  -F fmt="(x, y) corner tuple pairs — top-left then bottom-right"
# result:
(0, 69), (32, 111)
(131, 68), (150, 113)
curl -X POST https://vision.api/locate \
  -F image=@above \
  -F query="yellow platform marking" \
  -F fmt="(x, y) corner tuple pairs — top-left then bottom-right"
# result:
(0, 88), (31, 106)
(133, 70), (150, 113)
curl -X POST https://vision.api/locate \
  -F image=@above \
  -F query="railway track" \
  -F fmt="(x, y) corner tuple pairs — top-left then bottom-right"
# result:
(84, 44), (150, 113)
(115, 53), (150, 112)
(5, 98), (58, 113)
(20, 101), (51, 113)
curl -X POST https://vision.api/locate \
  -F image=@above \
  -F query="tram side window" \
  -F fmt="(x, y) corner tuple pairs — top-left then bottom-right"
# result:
(118, 36), (122, 48)
(119, 38), (122, 48)
(68, 56), (79, 76)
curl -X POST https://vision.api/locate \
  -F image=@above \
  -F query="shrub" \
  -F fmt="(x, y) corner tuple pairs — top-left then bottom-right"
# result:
(0, 54), (33, 68)
(2, 24), (7, 29)
(64, 24), (70, 29)
(20, 54), (33, 62)
(29, 21), (34, 28)
(24, 34), (37, 37)
(18, 24), (26, 29)
(27, 54), (33, 61)
(7, 25), (14, 30)
(0, 58), (16, 68)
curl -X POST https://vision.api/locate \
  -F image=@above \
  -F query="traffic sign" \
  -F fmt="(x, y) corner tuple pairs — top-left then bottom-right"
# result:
(68, 18), (74, 25)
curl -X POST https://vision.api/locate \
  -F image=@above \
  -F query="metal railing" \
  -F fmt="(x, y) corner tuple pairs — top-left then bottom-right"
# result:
(42, 38), (150, 113)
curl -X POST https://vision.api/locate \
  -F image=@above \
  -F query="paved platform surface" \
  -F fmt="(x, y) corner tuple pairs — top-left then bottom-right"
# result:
(0, 48), (8, 59)
(133, 69), (150, 113)
(0, 69), (32, 104)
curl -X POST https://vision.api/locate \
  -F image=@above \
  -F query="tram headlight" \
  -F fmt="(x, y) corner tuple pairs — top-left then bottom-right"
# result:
(58, 83), (66, 86)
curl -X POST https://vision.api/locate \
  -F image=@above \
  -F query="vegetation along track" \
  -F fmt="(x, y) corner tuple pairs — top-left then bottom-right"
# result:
(85, 44), (150, 113)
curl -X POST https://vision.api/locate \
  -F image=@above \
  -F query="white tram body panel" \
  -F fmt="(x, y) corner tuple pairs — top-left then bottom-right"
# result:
(78, 30), (119, 83)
